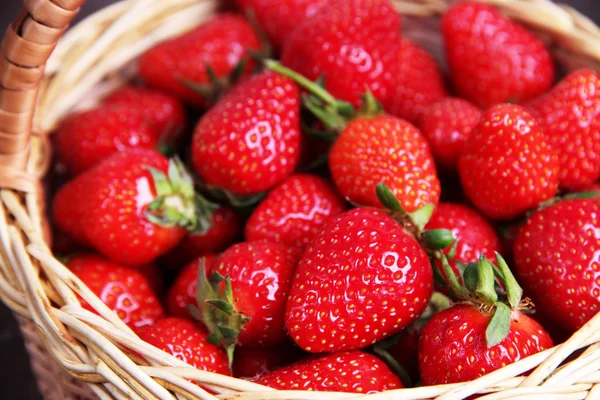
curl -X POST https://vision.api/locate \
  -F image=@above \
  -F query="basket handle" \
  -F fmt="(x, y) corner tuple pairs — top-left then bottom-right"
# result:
(0, 0), (84, 192)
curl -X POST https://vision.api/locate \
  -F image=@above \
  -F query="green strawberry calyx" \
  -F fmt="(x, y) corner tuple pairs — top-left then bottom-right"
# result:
(180, 59), (248, 106)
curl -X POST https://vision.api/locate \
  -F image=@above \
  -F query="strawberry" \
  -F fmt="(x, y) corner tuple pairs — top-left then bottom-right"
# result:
(138, 317), (229, 375)
(252, 350), (403, 393)
(514, 198), (600, 333)
(286, 208), (433, 352)
(281, 0), (401, 108)
(52, 149), (200, 266)
(68, 257), (165, 334)
(418, 98), (481, 170)
(458, 104), (560, 220)
(139, 14), (262, 107)
(389, 38), (447, 123)
(245, 174), (346, 249)
(442, 2), (554, 108)
(527, 69), (600, 190)
(166, 254), (216, 319)
(192, 70), (301, 197)
(232, 343), (301, 378)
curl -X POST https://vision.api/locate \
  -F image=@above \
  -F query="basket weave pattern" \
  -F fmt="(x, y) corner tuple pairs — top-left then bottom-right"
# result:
(2, 0), (600, 399)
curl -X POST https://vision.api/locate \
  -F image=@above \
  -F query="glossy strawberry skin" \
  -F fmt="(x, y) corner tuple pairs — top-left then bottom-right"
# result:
(68, 257), (165, 334)
(527, 69), (600, 190)
(54, 107), (157, 175)
(458, 104), (560, 220)
(245, 174), (346, 249)
(192, 71), (301, 196)
(166, 254), (217, 319)
(514, 199), (600, 332)
(418, 98), (482, 170)
(139, 15), (262, 107)
(281, 0), (401, 108)
(139, 318), (229, 375)
(419, 304), (553, 385)
(442, 2), (554, 108)
(253, 350), (403, 393)
(329, 115), (440, 212)
(286, 208), (433, 352)
(52, 149), (186, 266)
(389, 38), (447, 123)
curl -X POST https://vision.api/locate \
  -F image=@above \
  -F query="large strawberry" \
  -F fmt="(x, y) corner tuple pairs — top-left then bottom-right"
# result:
(68, 257), (165, 334)
(527, 69), (600, 190)
(442, 2), (554, 108)
(281, 0), (401, 108)
(389, 38), (447, 123)
(245, 174), (346, 249)
(52, 149), (200, 266)
(253, 350), (403, 393)
(166, 254), (217, 319)
(514, 198), (600, 333)
(138, 317), (229, 375)
(286, 208), (433, 352)
(192, 70), (301, 198)
(458, 104), (560, 220)
(139, 14), (262, 107)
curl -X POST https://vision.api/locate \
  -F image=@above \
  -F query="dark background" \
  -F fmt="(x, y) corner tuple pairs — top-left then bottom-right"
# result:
(0, 0), (599, 399)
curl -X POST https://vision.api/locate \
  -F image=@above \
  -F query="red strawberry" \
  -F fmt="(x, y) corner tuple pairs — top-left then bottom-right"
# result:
(527, 69), (600, 190)
(281, 0), (401, 108)
(232, 343), (301, 378)
(166, 254), (216, 319)
(139, 14), (262, 107)
(418, 98), (481, 170)
(192, 71), (301, 197)
(458, 104), (560, 220)
(245, 174), (346, 249)
(138, 317), (229, 375)
(389, 38), (447, 123)
(52, 149), (200, 266)
(253, 351), (403, 393)
(68, 257), (165, 334)
(286, 208), (432, 352)
(54, 107), (158, 175)
(514, 198), (600, 333)
(442, 2), (554, 108)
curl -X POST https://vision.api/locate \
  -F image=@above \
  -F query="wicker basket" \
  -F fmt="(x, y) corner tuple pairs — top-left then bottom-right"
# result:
(2, 0), (600, 399)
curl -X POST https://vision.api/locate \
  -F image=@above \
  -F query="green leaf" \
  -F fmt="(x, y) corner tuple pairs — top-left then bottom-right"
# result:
(207, 333), (220, 346)
(205, 64), (221, 89)
(408, 204), (434, 231)
(218, 325), (240, 340)
(486, 303), (511, 347)
(476, 255), (498, 305)
(146, 167), (172, 196)
(462, 262), (479, 292)
(421, 229), (455, 250)
(229, 58), (247, 84)
(359, 89), (383, 117)
(206, 299), (234, 315)
(147, 197), (165, 212)
(375, 183), (404, 213)
(447, 240), (459, 260)
(439, 252), (469, 299)
(563, 190), (600, 200)
(496, 252), (523, 309)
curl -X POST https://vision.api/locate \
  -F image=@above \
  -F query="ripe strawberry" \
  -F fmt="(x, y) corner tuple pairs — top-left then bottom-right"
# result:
(139, 14), (262, 107)
(286, 208), (432, 352)
(389, 38), (447, 123)
(514, 198), (600, 332)
(68, 257), (165, 334)
(166, 254), (216, 319)
(138, 318), (229, 375)
(442, 2), (554, 108)
(458, 104), (560, 220)
(232, 343), (301, 378)
(527, 69), (600, 190)
(245, 174), (346, 249)
(281, 0), (401, 108)
(418, 98), (481, 170)
(253, 351), (403, 393)
(192, 71), (301, 197)
(52, 149), (200, 266)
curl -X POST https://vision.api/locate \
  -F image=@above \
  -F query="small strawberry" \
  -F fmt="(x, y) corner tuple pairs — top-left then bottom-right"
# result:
(527, 69), (600, 190)
(245, 174), (346, 249)
(514, 198), (600, 333)
(458, 104), (560, 220)
(138, 317), (229, 375)
(68, 256), (165, 334)
(442, 2), (554, 108)
(192, 70), (301, 198)
(139, 14), (262, 107)
(418, 98), (482, 170)
(286, 208), (433, 352)
(52, 149), (201, 266)
(232, 343), (301, 378)
(389, 38), (447, 123)
(252, 350), (403, 393)
(281, 0), (401, 108)
(166, 254), (217, 319)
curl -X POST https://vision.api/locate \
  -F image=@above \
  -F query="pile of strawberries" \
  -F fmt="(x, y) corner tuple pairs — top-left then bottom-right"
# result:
(49, 0), (600, 393)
